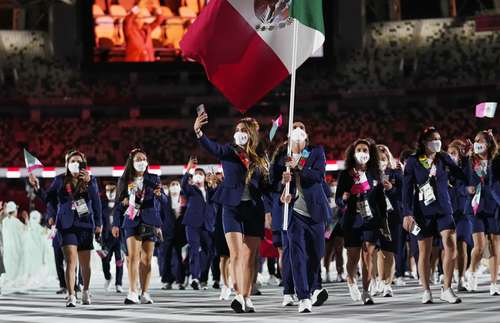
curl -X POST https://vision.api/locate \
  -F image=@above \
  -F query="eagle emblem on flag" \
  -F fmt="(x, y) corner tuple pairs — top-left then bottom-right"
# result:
(254, 0), (293, 31)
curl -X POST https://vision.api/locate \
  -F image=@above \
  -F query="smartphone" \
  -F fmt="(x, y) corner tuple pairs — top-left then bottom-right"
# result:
(79, 161), (87, 171)
(196, 104), (205, 115)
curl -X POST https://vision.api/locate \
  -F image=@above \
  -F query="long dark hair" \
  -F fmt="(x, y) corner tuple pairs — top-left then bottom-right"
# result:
(473, 129), (498, 161)
(64, 149), (88, 193)
(116, 148), (148, 202)
(344, 138), (382, 181)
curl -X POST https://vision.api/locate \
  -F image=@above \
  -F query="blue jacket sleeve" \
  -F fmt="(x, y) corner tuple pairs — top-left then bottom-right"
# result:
(402, 157), (416, 217)
(199, 134), (233, 159)
(181, 172), (194, 197)
(89, 177), (102, 227)
(113, 202), (125, 227)
(335, 170), (350, 210)
(44, 177), (61, 223)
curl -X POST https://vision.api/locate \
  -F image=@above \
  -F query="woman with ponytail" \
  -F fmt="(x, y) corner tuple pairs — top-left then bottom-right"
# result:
(112, 148), (164, 305)
(194, 111), (269, 313)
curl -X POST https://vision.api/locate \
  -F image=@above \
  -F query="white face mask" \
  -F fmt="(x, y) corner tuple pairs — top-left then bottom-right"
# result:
(355, 152), (370, 165)
(133, 160), (148, 172)
(449, 154), (459, 164)
(106, 190), (116, 201)
(108, 201), (115, 208)
(330, 186), (337, 194)
(474, 142), (487, 155)
(170, 185), (181, 194)
(290, 128), (308, 143)
(68, 162), (80, 174)
(380, 160), (388, 170)
(427, 140), (442, 153)
(234, 131), (249, 146)
(193, 174), (205, 184)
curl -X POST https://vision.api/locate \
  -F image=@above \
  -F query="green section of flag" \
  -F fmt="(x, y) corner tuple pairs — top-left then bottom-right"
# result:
(290, 0), (325, 35)
(24, 148), (43, 172)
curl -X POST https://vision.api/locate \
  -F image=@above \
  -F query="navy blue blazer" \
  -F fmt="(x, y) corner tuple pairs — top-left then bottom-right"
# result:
(198, 134), (269, 211)
(181, 173), (216, 231)
(269, 147), (287, 231)
(464, 158), (497, 216)
(276, 146), (331, 225)
(101, 203), (116, 241)
(159, 194), (177, 241)
(383, 168), (403, 220)
(335, 169), (387, 230)
(448, 160), (469, 216)
(492, 156), (500, 206)
(44, 174), (102, 230)
(113, 173), (163, 228)
(402, 153), (468, 218)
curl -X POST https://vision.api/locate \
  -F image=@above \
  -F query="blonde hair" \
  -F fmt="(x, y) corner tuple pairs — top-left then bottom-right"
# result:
(377, 144), (397, 170)
(237, 117), (269, 184)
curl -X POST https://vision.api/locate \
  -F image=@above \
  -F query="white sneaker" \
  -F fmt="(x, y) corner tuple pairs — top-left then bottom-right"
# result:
(244, 297), (255, 313)
(116, 285), (123, 293)
(422, 289), (433, 304)
(219, 285), (232, 301)
(140, 292), (154, 304)
(466, 271), (478, 292)
(490, 283), (500, 296)
(82, 290), (91, 305)
(66, 294), (77, 307)
(440, 288), (461, 304)
(298, 299), (312, 313)
(282, 294), (298, 307)
(382, 283), (393, 297)
(361, 290), (374, 305)
(230, 294), (246, 313)
(267, 275), (280, 286)
(394, 277), (406, 286)
(335, 274), (346, 283)
(311, 288), (328, 306)
(411, 271), (418, 280)
(327, 271), (335, 283)
(369, 280), (379, 297)
(348, 281), (362, 302)
(104, 279), (112, 292)
(124, 291), (139, 304)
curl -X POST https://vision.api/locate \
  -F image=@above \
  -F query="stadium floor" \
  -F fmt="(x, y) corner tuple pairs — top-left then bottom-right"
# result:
(0, 274), (499, 323)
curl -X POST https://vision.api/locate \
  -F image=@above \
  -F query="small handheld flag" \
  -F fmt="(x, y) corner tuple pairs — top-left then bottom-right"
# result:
(475, 102), (497, 118)
(269, 114), (283, 141)
(23, 149), (43, 173)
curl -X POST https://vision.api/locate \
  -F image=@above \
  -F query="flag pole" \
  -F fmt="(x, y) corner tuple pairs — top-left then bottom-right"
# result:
(282, 18), (299, 231)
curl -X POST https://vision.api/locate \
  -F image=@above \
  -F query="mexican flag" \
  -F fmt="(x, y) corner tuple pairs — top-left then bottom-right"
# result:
(24, 149), (43, 173)
(180, 0), (325, 113)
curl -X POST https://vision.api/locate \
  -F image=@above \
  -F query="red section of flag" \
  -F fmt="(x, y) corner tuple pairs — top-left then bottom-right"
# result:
(180, 0), (289, 113)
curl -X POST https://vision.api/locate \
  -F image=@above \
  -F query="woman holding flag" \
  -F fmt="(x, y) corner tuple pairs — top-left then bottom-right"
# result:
(278, 122), (330, 313)
(194, 111), (269, 313)
(335, 138), (387, 305)
(464, 130), (500, 296)
(29, 150), (102, 307)
(112, 148), (164, 305)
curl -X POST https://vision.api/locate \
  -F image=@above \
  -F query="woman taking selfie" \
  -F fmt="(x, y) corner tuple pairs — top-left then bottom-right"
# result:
(194, 111), (269, 313)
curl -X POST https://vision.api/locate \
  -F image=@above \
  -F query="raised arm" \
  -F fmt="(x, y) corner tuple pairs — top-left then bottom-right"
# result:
(194, 111), (232, 159)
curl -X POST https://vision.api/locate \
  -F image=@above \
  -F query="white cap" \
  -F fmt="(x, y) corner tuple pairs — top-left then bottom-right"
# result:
(5, 201), (17, 213)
